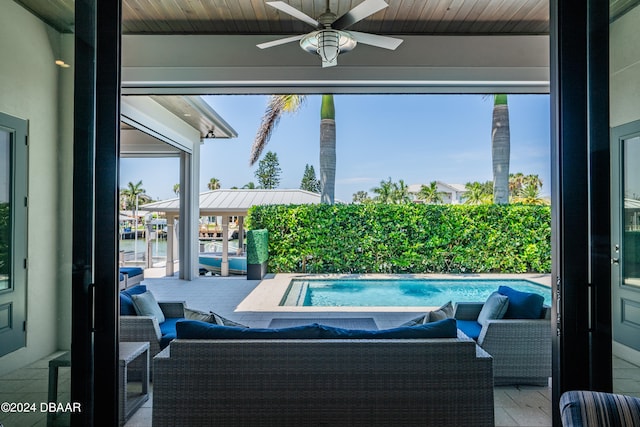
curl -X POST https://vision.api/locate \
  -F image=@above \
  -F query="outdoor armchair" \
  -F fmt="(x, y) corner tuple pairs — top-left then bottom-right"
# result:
(560, 390), (640, 426)
(120, 285), (186, 377)
(120, 300), (185, 357)
(455, 301), (551, 386)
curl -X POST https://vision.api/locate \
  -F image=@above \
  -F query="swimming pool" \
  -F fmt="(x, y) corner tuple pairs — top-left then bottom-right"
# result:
(280, 278), (551, 307)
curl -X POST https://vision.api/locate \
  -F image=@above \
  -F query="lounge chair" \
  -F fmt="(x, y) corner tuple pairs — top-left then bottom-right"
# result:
(120, 266), (144, 288)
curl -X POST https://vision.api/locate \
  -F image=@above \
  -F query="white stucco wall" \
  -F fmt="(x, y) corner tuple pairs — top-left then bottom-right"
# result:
(0, 1), (72, 374)
(611, 4), (640, 127)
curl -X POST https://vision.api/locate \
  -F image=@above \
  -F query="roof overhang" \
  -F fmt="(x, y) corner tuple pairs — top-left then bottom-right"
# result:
(121, 34), (550, 95)
(120, 95), (237, 158)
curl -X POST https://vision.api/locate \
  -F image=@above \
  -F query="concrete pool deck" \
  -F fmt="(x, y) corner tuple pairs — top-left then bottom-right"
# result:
(236, 272), (552, 313)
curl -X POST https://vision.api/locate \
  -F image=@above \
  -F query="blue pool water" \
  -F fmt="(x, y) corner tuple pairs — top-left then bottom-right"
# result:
(281, 278), (551, 307)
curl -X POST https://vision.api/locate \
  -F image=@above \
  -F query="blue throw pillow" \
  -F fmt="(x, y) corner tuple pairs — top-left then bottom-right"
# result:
(120, 285), (147, 315)
(498, 285), (545, 319)
(120, 292), (137, 316)
(176, 320), (324, 339)
(318, 318), (457, 339)
(176, 319), (458, 340)
(122, 284), (147, 298)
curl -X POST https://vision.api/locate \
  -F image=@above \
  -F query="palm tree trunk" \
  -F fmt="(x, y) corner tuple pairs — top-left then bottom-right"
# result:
(492, 94), (510, 204)
(320, 95), (336, 204)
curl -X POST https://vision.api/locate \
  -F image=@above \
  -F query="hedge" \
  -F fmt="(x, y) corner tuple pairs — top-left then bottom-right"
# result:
(247, 204), (551, 274)
(246, 229), (269, 264)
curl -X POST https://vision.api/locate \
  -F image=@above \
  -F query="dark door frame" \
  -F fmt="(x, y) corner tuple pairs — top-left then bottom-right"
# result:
(72, 0), (121, 425)
(551, 0), (611, 424)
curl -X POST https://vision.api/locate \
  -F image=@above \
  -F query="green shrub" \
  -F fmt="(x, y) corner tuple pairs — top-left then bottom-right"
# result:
(246, 229), (269, 264)
(247, 204), (551, 274)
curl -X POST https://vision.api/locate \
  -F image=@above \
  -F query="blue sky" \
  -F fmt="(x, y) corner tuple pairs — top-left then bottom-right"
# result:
(120, 94), (550, 203)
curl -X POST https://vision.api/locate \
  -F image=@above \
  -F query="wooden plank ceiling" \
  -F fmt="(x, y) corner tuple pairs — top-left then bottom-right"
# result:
(15, 0), (550, 35)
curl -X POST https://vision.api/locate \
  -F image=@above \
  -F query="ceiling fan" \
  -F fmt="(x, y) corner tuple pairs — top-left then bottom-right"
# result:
(257, 0), (403, 68)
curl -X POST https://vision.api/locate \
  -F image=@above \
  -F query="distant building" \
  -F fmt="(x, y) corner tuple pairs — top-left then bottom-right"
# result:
(408, 181), (468, 204)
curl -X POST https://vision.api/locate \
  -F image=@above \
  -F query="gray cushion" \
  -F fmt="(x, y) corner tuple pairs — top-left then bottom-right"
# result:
(184, 307), (248, 328)
(477, 291), (509, 326)
(184, 307), (216, 323)
(131, 291), (165, 324)
(401, 314), (428, 326)
(426, 301), (454, 323)
(401, 301), (454, 326)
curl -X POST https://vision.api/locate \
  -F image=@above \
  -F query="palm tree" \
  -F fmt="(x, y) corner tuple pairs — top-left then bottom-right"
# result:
(120, 180), (151, 210)
(352, 191), (370, 204)
(319, 95), (336, 204)
(491, 94), (510, 204)
(523, 174), (543, 190)
(173, 183), (180, 196)
(250, 94), (337, 204)
(371, 178), (396, 203)
(514, 183), (548, 205)
(464, 182), (492, 205)
(417, 181), (444, 204)
(393, 179), (412, 204)
(207, 177), (221, 190)
(242, 181), (258, 189)
(508, 172), (525, 196)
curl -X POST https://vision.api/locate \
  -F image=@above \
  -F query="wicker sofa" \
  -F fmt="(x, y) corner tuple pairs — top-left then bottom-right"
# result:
(152, 322), (495, 427)
(454, 301), (551, 386)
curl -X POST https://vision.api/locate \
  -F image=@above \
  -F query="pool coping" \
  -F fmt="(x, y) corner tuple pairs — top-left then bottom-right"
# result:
(235, 273), (552, 312)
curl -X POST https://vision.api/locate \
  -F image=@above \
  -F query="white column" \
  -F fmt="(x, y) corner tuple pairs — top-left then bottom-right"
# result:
(165, 217), (175, 276)
(179, 147), (200, 280)
(145, 223), (153, 269)
(221, 216), (229, 276)
(237, 216), (244, 255)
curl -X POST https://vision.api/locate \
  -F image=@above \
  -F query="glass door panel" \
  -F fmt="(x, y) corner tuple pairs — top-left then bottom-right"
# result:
(623, 138), (640, 288)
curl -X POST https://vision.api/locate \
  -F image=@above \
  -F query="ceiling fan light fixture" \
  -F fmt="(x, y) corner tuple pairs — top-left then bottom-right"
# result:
(317, 30), (340, 63)
(300, 30), (357, 63)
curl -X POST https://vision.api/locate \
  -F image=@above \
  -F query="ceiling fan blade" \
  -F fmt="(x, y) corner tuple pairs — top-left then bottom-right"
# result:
(266, 1), (319, 28)
(257, 34), (304, 49)
(348, 31), (403, 50)
(332, 0), (389, 30)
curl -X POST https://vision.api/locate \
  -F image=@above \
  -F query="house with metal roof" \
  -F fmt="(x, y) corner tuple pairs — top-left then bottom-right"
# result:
(408, 181), (468, 204)
(141, 189), (320, 276)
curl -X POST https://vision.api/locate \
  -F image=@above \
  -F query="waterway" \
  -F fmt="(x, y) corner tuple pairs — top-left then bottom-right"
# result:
(119, 239), (241, 263)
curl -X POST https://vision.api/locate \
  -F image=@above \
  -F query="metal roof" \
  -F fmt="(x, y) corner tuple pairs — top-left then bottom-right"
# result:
(141, 189), (321, 216)
(626, 198), (640, 209)
(408, 182), (467, 194)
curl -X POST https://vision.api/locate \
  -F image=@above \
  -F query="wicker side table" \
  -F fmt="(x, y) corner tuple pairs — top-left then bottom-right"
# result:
(119, 342), (150, 426)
